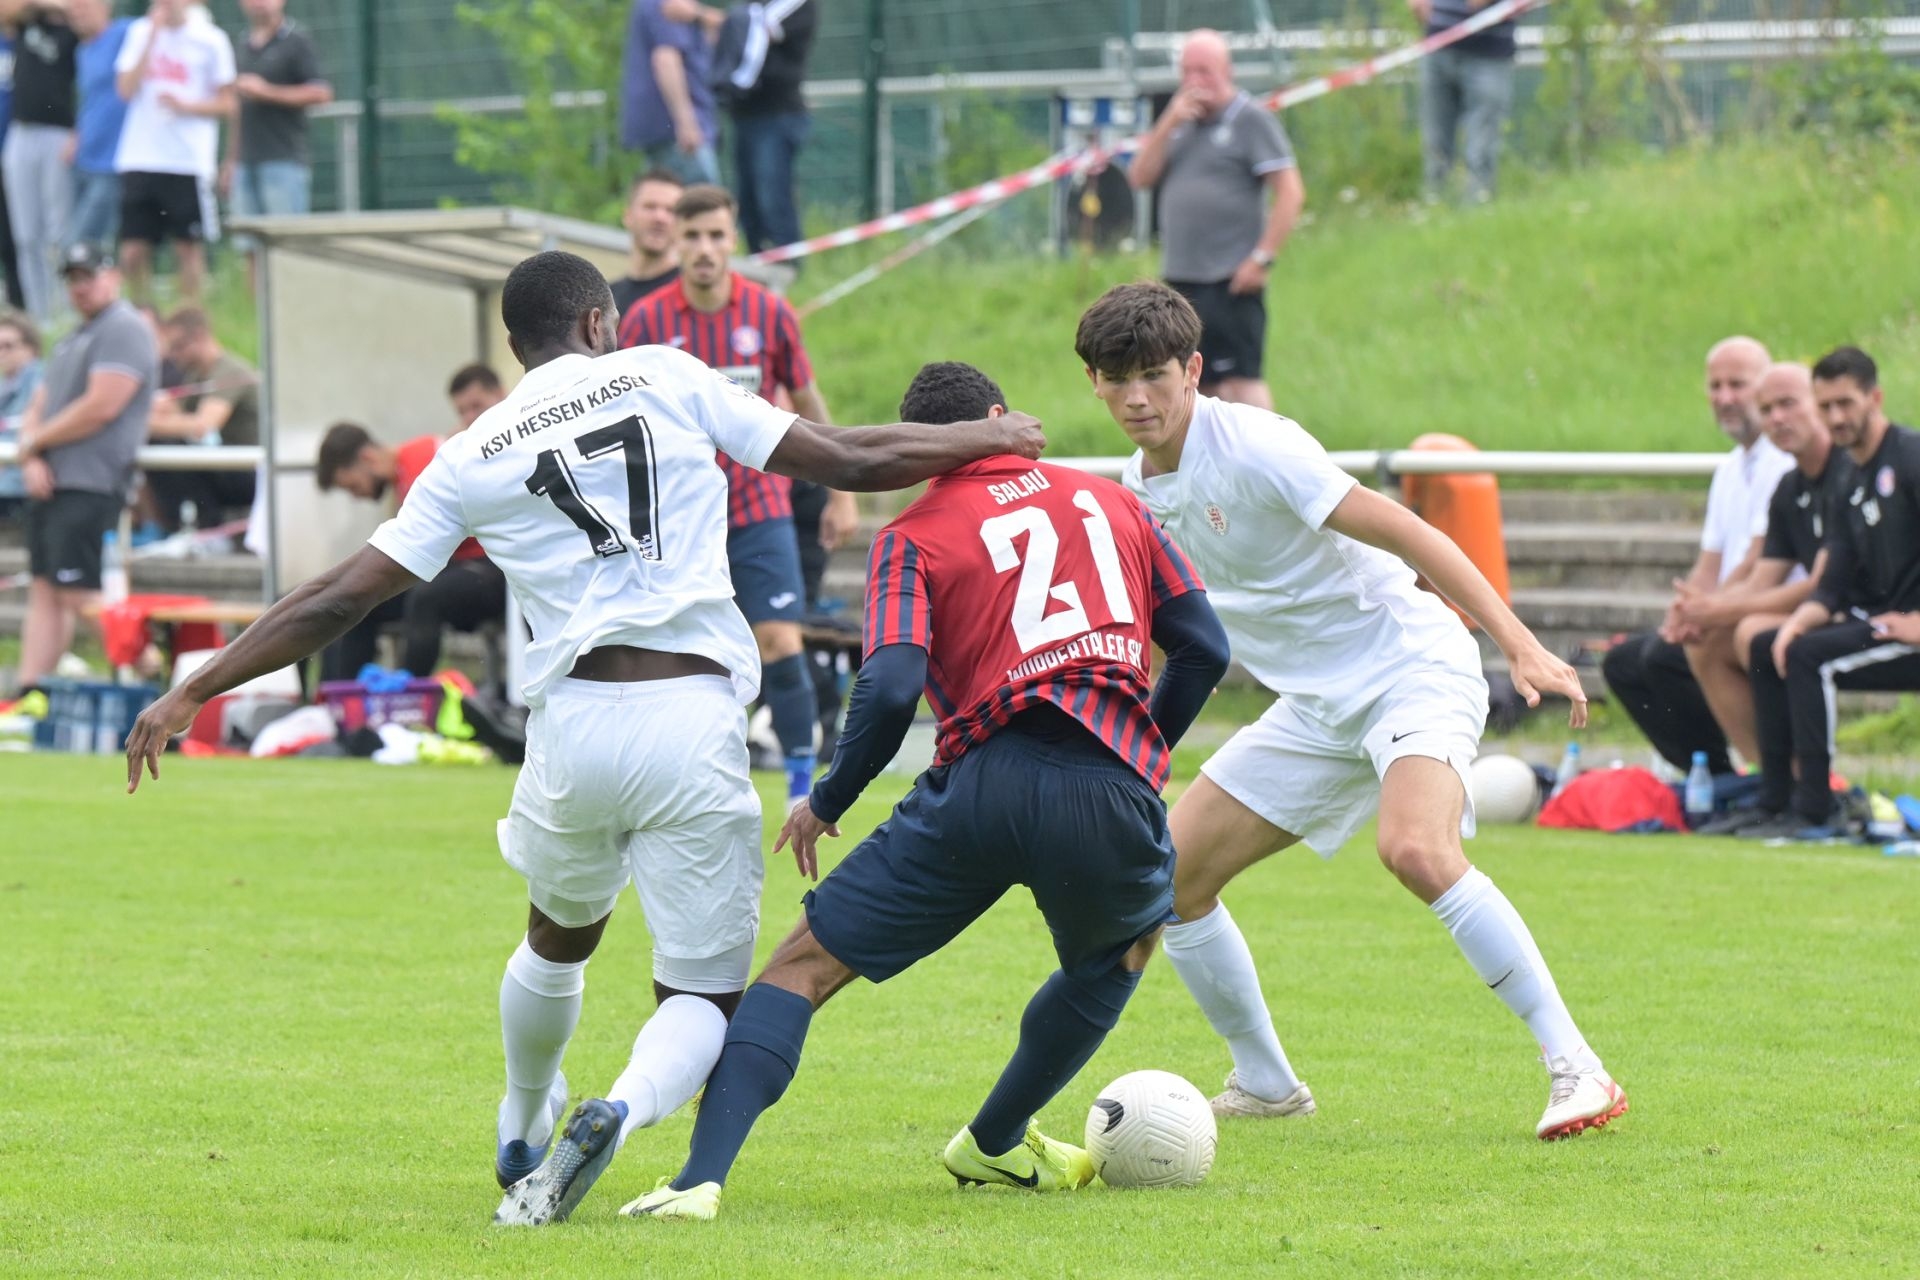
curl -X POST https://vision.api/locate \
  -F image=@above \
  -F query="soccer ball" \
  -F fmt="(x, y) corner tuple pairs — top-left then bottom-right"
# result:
(1469, 752), (1543, 824)
(1084, 1070), (1217, 1188)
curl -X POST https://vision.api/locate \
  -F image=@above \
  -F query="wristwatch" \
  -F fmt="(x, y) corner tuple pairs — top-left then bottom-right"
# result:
(1249, 249), (1274, 267)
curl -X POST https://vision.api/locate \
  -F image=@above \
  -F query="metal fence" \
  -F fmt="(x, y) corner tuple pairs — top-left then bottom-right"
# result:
(204, 1), (1920, 228)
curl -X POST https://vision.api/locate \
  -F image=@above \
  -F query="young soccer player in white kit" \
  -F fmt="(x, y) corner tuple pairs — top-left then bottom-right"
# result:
(125, 251), (1047, 1221)
(1076, 282), (1626, 1140)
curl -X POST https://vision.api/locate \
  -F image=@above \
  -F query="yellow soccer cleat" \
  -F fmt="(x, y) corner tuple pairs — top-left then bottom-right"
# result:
(619, 1176), (722, 1221)
(942, 1122), (1095, 1191)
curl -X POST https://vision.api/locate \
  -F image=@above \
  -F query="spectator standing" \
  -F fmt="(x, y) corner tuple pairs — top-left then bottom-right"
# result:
(1410, 0), (1518, 203)
(11, 243), (157, 689)
(719, 0), (816, 256)
(0, 26), (25, 309)
(0, 307), (42, 511)
(67, 0), (130, 250)
(1, 0), (78, 324)
(609, 166), (681, 314)
(113, 0), (235, 306)
(224, 0), (329, 285)
(143, 303), (255, 531)
(446, 361), (504, 432)
(1601, 337), (1793, 776)
(620, 0), (720, 185)
(1128, 29), (1305, 410)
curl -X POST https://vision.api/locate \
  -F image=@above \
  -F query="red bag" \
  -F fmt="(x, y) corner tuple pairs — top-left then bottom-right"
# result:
(1538, 766), (1686, 833)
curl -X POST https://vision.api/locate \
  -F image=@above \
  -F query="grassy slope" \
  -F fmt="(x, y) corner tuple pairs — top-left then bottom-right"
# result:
(3, 753), (1916, 1278)
(797, 144), (1920, 458)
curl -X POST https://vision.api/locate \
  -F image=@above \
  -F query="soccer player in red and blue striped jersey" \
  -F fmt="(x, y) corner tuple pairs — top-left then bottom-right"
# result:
(624, 361), (1231, 1220)
(616, 184), (859, 802)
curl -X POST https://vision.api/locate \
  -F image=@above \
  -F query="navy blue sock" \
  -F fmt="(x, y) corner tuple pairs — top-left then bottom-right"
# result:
(970, 965), (1142, 1157)
(763, 654), (817, 784)
(674, 983), (813, 1189)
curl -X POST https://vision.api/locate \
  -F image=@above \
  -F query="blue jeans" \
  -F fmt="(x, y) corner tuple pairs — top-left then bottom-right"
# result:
(69, 170), (121, 250)
(643, 140), (719, 187)
(230, 160), (312, 250)
(732, 111), (808, 254)
(1420, 47), (1515, 203)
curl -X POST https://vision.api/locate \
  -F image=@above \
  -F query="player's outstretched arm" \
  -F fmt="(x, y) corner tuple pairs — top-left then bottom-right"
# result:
(1147, 592), (1231, 750)
(126, 547), (421, 793)
(1324, 485), (1589, 728)
(774, 643), (928, 880)
(764, 412), (1044, 493)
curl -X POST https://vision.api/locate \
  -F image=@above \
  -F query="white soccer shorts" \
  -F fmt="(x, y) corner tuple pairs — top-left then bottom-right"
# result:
(1201, 657), (1487, 855)
(498, 673), (764, 990)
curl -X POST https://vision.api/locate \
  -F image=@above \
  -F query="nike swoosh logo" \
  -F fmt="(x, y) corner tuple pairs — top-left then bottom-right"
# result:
(1487, 968), (1515, 990)
(1390, 731), (1422, 743)
(990, 1162), (1039, 1188)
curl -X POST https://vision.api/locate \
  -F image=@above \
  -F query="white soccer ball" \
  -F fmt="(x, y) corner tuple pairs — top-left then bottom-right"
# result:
(1085, 1070), (1217, 1189)
(1470, 752), (1542, 824)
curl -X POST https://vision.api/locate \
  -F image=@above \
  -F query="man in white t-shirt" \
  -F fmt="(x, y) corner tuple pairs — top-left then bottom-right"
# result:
(126, 249), (1045, 1224)
(1075, 282), (1624, 1141)
(113, 0), (235, 304)
(1601, 337), (1792, 776)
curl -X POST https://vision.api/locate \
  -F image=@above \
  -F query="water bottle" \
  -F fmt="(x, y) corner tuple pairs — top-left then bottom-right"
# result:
(101, 531), (129, 605)
(1550, 742), (1581, 800)
(1684, 750), (1715, 828)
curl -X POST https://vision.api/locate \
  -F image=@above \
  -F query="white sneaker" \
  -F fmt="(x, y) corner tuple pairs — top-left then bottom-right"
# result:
(1536, 1057), (1628, 1140)
(621, 1177), (722, 1221)
(1210, 1071), (1317, 1119)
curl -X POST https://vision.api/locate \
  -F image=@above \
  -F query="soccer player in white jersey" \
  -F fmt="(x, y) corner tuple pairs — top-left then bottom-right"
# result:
(1075, 282), (1627, 1140)
(124, 250), (1046, 1220)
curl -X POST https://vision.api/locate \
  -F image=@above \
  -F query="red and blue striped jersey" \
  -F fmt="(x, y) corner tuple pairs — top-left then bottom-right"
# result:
(616, 273), (814, 528)
(864, 456), (1205, 789)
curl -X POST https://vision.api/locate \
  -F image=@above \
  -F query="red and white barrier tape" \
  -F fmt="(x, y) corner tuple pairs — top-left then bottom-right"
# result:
(750, 0), (1541, 267)
(796, 200), (998, 318)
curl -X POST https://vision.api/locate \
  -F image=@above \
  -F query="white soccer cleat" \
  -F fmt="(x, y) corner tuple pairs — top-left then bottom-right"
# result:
(1209, 1071), (1317, 1120)
(1536, 1057), (1628, 1140)
(620, 1177), (722, 1221)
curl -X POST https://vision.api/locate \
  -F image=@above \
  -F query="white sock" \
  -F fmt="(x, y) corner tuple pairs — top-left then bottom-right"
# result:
(1163, 904), (1303, 1101)
(1429, 868), (1595, 1066)
(498, 938), (587, 1147)
(609, 994), (729, 1147)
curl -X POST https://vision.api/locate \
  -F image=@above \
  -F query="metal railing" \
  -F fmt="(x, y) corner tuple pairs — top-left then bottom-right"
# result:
(1049, 450), (1729, 481)
(0, 443), (262, 471)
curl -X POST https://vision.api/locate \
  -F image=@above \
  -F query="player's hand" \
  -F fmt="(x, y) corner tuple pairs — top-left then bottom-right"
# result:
(1506, 641), (1589, 730)
(125, 689), (203, 794)
(773, 797), (838, 881)
(1228, 256), (1270, 296)
(675, 117), (705, 154)
(1871, 611), (1920, 644)
(988, 410), (1046, 460)
(819, 490), (860, 551)
(22, 456), (53, 500)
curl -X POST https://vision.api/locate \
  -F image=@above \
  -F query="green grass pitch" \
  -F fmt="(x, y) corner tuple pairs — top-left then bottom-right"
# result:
(2, 752), (1915, 1277)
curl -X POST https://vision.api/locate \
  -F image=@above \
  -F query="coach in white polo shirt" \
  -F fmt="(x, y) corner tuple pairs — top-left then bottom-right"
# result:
(112, 0), (235, 306)
(1602, 336), (1794, 776)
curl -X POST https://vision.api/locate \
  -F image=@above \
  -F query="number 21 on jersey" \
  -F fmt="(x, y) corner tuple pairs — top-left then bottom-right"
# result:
(524, 414), (662, 561)
(979, 490), (1135, 654)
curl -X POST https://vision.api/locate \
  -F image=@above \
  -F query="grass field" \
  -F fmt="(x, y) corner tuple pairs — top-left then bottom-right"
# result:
(3, 749), (1916, 1278)
(797, 142), (1920, 459)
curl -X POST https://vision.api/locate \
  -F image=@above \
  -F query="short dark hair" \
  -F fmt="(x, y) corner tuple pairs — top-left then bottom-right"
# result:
(1074, 281), (1202, 376)
(501, 251), (615, 350)
(630, 167), (685, 198)
(1812, 346), (1878, 393)
(674, 184), (736, 222)
(447, 362), (502, 397)
(899, 361), (1007, 425)
(316, 422), (374, 491)
(161, 305), (210, 338)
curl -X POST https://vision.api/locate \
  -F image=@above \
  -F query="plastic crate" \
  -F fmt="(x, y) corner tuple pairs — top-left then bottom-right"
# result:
(31, 680), (160, 755)
(316, 678), (446, 734)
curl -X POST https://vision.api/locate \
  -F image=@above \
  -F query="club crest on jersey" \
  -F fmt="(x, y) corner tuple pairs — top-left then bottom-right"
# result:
(1878, 464), (1896, 497)
(731, 325), (763, 358)
(1203, 502), (1230, 535)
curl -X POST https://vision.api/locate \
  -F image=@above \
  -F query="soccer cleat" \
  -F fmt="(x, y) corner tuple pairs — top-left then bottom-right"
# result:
(495, 1070), (570, 1189)
(1736, 813), (1822, 841)
(619, 1176), (723, 1221)
(492, 1098), (625, 1226)
(1692, 807), (1776, 837)
(1210, 1071), (1317, 1120)
(1536, 1057), (1628, 1140)
(942, 1122), (1095, 1191)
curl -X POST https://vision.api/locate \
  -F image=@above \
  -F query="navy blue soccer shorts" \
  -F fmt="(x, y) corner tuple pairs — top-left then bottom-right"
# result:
(803, 711), (1175, 984)
(727, 516), (808, 626)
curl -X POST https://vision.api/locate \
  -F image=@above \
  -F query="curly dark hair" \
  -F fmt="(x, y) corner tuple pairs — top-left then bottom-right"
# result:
(899, 361), (1008, 425)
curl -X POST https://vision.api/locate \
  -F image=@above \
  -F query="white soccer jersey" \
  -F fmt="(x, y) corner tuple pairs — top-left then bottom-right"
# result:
(1122, 396), (1477, 724)
(368, 346), (795, 708)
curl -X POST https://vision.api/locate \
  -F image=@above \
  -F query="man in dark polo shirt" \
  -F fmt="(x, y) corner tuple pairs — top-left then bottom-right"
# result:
(12, 243), (157, 688)
(718, 0), (817, 256)
(224, 0), (330, 282)
(1410, 0), (1519, 203)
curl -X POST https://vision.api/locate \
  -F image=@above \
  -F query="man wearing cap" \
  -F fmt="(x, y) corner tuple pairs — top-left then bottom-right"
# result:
(12, 242), (158, 688)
